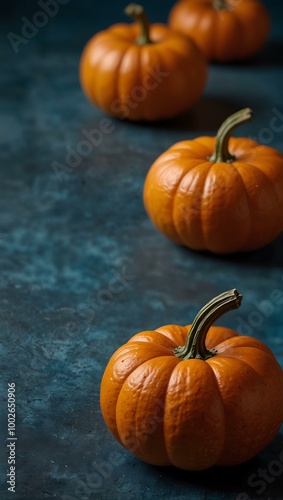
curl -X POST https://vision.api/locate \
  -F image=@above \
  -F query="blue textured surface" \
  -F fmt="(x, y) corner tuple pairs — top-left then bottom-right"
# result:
(1, 0), (283, 499)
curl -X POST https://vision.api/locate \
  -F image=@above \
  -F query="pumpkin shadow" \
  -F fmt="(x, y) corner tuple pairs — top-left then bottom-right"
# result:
(143, 430), (283, 499)
(131, 96), (244, 133)
(204, 233), (283, 269)
(247, 40), (283, 68)
(175, 233), (283, 269)
(161, 96), (245, 133)
(158, 459), (262, 497)
(208, 40), (283, 69)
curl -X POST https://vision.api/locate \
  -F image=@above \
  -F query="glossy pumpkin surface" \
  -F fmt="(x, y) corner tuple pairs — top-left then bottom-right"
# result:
(80, 3), (207, 121)
(169, 0), (271, 62)
(100, 290), (283, 471)
(143, 108), (283, 254)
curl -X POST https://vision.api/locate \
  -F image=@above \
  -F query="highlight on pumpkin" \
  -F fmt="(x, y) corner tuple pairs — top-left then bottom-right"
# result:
(79, 3), (207, 121)
(168, 0), (271, 62)
(100, 289), (283, 471)
(143, 107), (283, 253)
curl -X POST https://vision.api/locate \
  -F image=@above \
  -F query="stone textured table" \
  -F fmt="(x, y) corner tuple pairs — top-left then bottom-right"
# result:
(1, 0), (283, 499)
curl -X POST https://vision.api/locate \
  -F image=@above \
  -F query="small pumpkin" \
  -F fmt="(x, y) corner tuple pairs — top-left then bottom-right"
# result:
(79, 3), (207, 121)
(100, 289), (283, 471)
(168, 0), (271, 63)
(143, 108), (283, 254)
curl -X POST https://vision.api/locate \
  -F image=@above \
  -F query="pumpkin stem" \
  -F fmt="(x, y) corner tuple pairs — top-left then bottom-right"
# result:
(213, 0), (234, 10)
(124, 3), (152, 45)
(174, 289), (242, 361)
(208, 108), (253, 164)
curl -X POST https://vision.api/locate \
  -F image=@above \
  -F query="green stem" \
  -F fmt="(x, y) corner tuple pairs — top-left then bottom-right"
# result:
(174, 289), (242, 361)
(124, 3), (152, 45)
(213, 0), (230, 10)
(208, 108), (253, 164)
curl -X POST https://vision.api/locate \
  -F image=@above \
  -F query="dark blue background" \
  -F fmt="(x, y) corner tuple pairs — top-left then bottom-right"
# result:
(1, 1), (283, 499)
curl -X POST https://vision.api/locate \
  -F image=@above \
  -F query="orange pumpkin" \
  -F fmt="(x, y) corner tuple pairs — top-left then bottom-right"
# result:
(100, 289), (283, 471)
(168, 0), (271, 62)
(143, 108), (283, 254)
(79, 3), (207, 121)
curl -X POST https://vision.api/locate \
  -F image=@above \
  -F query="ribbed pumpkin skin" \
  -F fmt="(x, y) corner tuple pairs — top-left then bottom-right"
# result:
(168, 0), (271, 62)
(100, 324), (283, 471)
(143, 137), (283, 254)
(79, 23), (207, 121)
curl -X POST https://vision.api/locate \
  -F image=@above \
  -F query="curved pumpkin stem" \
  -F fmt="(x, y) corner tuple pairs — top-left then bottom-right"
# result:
(213, 0), (230, 10)
(213, 0), (237, 10)
(174, 289), (242, 361)
(125, 3), (152, 45)
(208, 108), (253, 164)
